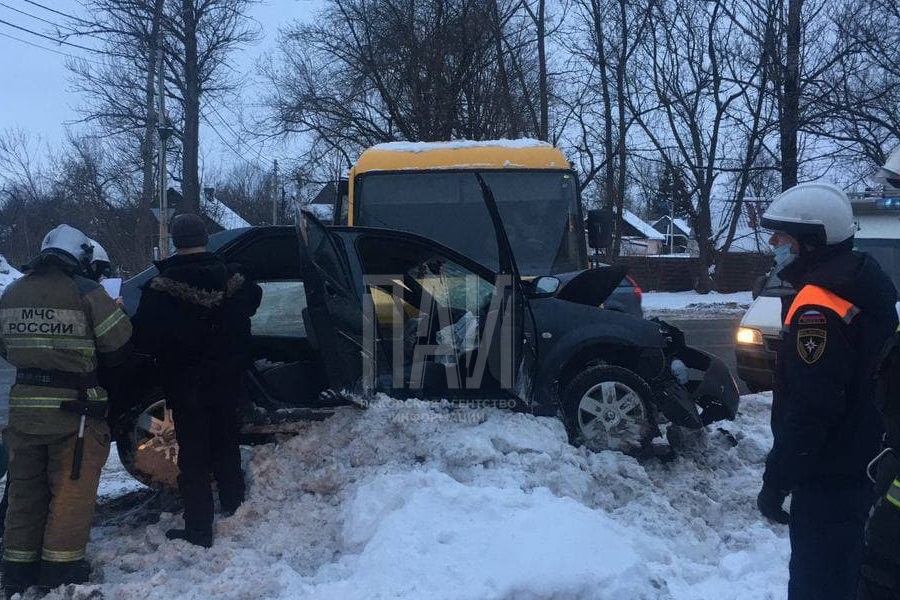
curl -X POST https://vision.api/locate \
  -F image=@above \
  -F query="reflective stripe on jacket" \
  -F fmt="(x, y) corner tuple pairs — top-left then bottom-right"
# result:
(0, 266), (132, 434)
(784, 284), (860, 326)
(888, 479), (900, 510)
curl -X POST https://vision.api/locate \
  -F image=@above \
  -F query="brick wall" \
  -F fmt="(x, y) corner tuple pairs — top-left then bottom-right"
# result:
(612, 253), (773, 293)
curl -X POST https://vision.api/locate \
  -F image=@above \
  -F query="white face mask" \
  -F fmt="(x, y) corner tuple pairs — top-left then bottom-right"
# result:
(773, 242), (795, 269)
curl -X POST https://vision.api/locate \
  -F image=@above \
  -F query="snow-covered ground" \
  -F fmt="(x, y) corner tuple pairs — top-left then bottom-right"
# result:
(74, 290), (773, 600)
(79, 393), (783, 600)
(2, 264), (781, 600)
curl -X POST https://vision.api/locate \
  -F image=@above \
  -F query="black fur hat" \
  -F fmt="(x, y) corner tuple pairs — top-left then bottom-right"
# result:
(171, 213), (209, 249)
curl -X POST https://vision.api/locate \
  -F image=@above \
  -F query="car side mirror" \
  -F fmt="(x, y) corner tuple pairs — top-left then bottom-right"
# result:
(586, 209), (613, 250)
(751, 274), (767, 300)
(529, 275), (561, 298)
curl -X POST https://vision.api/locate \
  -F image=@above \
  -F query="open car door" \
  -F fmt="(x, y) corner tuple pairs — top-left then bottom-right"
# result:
(293, 207), (372, 402)
(344, 174), (537, 405)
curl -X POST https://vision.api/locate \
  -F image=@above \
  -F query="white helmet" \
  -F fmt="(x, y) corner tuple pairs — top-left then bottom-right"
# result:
(86, 238), (112, 280)
(881, 147), (900, 189)
(40, 224), (92, 269)
(760, 182), (855, 246)
(87, 238), (109, 264)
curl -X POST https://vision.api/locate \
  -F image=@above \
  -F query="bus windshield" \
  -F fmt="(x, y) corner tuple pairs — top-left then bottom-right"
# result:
(354, 170), (586, 275)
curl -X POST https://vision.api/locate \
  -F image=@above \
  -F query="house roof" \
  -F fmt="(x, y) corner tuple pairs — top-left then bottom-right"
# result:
(201, 195), (252, 229)
(312, 182), (339, 205)
(621, 208), (665, 240)
(651, 216), (691, 237)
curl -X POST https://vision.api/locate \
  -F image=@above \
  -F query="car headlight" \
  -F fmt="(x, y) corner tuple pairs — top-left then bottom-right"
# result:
(735, 327), (763, 345)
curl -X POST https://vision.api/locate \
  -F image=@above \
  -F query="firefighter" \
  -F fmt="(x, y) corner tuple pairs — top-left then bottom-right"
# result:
(0, 225), (132, 596)
(86, 238), (112, 282)
(858, 150), (900, 600)
(755, 182), (898, 600)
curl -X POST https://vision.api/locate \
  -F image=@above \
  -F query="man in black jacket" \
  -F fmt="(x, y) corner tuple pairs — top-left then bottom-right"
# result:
(131, 213), (261, 548)
(756, 182), (898, 600)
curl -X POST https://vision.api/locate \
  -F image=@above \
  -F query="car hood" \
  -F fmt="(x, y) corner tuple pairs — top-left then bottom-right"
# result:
(553, 266), (627, 306)
(530, 295), (665, 349)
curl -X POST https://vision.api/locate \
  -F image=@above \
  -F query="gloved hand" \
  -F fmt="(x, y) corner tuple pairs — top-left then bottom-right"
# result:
(865, 496), (900, 560)
(757, 484), (790, 524)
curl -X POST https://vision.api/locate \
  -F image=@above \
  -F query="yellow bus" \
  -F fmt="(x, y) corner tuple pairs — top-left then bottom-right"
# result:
(333, 139), (588, 276)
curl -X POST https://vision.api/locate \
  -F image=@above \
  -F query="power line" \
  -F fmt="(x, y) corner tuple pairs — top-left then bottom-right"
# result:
(205, 102), (272, 170)
(0, 28), (79, 59)
(201, 113), (268, 174)
(0, 16), (98, 52)
(0, 0), (76, 32)
(21, 0), (92, 26)
(207, 102), (260, 154)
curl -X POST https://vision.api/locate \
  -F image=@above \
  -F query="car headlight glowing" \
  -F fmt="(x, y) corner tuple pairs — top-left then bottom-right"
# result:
(736, 327), (763, 345)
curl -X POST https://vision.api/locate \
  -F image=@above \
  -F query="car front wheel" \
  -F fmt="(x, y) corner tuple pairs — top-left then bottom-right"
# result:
(562, 365), (656, 454)
(115, 387), (180, 489)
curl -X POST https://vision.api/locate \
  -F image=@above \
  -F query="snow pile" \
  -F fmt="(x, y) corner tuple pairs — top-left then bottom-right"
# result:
(64, 392), (789, 600)
(643, 290), (753, 318)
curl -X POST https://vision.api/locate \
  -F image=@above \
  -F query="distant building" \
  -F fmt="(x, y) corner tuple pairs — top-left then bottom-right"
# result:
(200, 188), (252, 229)
(651, 216), (693, 254)
(619, 208), (665, 255)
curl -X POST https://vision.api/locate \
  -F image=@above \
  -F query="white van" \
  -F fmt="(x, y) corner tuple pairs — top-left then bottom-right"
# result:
(734, 208), (900, 392)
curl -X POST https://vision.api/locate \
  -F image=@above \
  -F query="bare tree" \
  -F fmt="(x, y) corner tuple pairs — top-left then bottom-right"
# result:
(628, 0), (772, 291)
(565, 0), (654, 256)
(0, 132), (150, 272)
(265, 0), (546, 162)
(67, 0), (165, 258)
(824, 0), (900, 178)
(749, 0), (868, 188)
(68, 0), (258, 216)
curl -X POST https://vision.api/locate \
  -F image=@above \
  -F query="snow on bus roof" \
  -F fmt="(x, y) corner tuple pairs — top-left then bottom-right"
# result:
(371, 139), (552, 152)
(355, 139), (569, 171)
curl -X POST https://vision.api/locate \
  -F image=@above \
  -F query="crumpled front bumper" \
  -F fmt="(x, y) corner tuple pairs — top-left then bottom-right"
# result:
(652, 319), (741, 428)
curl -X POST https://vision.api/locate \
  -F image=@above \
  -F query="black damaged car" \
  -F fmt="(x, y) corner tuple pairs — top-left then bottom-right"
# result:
(114, 211), (739, 488)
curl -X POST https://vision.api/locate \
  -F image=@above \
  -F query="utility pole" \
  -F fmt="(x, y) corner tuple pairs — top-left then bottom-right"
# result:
(272, 159), (279, 226)
(669, 197), (675, 254)
(157, 26), (174, 259)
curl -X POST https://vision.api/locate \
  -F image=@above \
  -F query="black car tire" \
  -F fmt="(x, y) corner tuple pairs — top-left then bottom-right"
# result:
(115, 387), (180, 489)
(562, 364), (655, 454)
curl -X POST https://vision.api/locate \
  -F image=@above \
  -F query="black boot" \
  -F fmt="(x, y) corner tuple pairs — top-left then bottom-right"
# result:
(38, 559), (91, 588)
(219, 487), (244, 517)
(166, 524), (212, 548)
(2, 559), (40, 599)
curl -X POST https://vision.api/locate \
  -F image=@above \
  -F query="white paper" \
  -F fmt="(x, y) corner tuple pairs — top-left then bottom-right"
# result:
(101, 277), (122, 298)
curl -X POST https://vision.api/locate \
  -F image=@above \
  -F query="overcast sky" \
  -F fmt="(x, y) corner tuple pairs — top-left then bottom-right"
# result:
(0, 0), (320, 168)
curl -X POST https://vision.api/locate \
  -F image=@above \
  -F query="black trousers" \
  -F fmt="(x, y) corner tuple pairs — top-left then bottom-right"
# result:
(169, 379), (244, 529)
(788, 485), (873, 600)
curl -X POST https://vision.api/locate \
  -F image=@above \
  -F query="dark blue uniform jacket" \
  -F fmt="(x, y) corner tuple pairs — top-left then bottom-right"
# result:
(766, 242), (898, 491)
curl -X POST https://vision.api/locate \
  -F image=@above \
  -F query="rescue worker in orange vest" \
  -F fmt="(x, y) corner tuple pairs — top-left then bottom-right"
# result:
(756, 182), (898, 600)
(0, 225), (132, 597)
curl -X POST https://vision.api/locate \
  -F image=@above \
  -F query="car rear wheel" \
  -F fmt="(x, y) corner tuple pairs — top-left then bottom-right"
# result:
(562, 365), (656, 454)
(115, 387), (179, 489)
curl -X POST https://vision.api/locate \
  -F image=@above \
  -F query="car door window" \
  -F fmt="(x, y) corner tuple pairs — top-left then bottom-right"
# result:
(250, 281), (307, 337)
(356, 235), (518, 394)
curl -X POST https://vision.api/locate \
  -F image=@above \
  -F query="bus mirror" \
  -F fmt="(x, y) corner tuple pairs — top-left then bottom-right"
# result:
(335, 179), (349, 226)
(587, 209), (613, 250)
